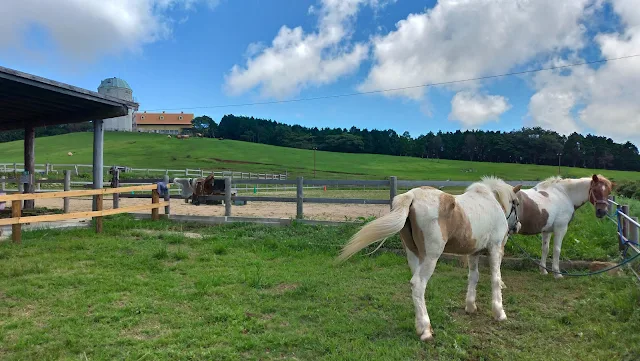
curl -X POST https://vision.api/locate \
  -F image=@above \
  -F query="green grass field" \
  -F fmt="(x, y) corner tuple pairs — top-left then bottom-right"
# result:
(1, 132), (639, 181)
(0, 216), (638, 360)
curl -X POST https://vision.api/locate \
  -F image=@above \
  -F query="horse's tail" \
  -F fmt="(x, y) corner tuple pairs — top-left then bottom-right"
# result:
(338, 190), (415, 262)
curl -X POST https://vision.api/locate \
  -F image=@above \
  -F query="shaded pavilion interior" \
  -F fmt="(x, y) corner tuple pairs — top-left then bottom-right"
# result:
(0, 65), (139, 209)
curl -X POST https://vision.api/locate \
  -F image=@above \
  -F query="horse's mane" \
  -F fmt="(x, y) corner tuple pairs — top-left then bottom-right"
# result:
(466, 176), (514, 212)
(536, 174), (613, 191)
(535, 175), (563, 189)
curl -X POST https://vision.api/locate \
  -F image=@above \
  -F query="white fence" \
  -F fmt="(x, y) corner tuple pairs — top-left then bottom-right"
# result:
(0, 162), (287, 180)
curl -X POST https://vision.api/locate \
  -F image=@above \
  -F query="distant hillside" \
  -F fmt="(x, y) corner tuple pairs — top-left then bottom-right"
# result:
(0, 132), (639, 181)
(212, 114), (640, 172)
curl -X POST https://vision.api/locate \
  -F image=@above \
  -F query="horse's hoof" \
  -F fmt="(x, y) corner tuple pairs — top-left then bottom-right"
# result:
(554, 273), (564, 279)
(420, 330), (434, 342)
(494, 310), (507, 322)
(540, 269), (548, 276)
(499, 280), (507, 289)
(465, 303), (477, 314)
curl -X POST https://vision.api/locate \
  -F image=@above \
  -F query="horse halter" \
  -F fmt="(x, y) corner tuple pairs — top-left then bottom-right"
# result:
(588, 185), (609, 207)
(506, 199), (519, 230)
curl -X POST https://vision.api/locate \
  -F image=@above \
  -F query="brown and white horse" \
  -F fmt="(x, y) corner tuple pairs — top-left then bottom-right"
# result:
(338, 177), (521, 342)
(514, 174), (613, 279)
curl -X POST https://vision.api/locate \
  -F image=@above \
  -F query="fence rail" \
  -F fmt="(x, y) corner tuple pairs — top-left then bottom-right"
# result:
(0, 162), (287, 180)
(606, 196), (640, 282)
(0, 184), (168, 243)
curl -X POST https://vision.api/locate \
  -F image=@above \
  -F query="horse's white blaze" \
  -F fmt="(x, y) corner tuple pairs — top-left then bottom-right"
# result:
(339, 177), (520, 342)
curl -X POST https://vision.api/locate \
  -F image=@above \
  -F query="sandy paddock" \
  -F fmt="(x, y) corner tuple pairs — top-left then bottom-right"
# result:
(33, 196), (391, 222)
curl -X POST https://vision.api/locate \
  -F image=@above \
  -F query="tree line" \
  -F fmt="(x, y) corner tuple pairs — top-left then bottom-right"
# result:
(191, 114), (640, 172)
(1, 115), (637, 172)
(0, 122), (93, 143)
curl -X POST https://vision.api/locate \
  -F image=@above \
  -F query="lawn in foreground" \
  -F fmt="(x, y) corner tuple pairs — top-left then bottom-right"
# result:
(0, 217), (638, 360)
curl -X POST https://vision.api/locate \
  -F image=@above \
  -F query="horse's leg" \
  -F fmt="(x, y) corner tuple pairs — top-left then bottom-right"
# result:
(465, 254), (480, 313)
(405, 247), (420, 275)
(551, 226), (568, 279)
(411, 254), (440, 342)
(499, 238), (507, 289)
(539, 231), (552, 275)
(489, 244), (507, 321)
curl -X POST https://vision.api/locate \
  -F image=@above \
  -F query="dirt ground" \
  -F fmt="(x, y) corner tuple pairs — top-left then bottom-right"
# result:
(33, 197), (391, 221)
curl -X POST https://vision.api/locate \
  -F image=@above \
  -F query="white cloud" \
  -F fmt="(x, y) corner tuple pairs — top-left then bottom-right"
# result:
(224, 0), (382, 99)
(359, 0), (593, 101)
(0, 0), (216, 62)
(529, 0), (640, 143)
(449, 91), (511, 128)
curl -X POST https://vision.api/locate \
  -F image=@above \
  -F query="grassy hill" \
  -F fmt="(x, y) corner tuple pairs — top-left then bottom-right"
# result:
(1, 132), (639, 181)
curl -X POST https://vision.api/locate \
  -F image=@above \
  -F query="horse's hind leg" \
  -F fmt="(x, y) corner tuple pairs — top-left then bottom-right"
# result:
(465, 254), (480, 313)
(489, 244), (507, 321)
(411, 255), (440, 342)
(540, 232), (552, 275)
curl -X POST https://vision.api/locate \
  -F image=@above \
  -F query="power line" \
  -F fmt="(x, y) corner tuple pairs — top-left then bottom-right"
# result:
(141, 54), (640, 112)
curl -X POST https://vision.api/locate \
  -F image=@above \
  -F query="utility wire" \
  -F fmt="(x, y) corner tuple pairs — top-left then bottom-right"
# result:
(141, 54), (640, 112)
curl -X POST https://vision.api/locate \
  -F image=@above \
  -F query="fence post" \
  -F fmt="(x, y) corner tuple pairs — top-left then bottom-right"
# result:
(95, 194), (103, 233)
(163, 175), (171, 217)
(112, 169), (120, 209)
(63, 170), (70, 213)
(621, 204), (630, 251)
(46, 163), (50, 175)
(630, 217), (639, 245)
(74, 165), (79, 176)
(296, 176), (304, 219)
(224, 177), (232, 217)
(11, 200), (21, 244)
(389, 176), (398, 210)
(1, 176), (4, 191)
(152, 188), (160, 221)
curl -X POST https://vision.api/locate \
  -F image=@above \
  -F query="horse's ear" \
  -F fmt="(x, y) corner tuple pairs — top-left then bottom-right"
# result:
(592, 174), (599, 183)
(513, 184), (522, 193)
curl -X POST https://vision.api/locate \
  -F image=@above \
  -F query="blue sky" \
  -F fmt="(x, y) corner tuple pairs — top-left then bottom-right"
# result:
(2, 0), (640, 144)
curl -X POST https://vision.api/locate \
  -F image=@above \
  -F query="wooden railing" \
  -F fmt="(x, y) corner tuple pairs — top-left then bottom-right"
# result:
(0, 184), (168, 243)
(196, 177), (539, 219)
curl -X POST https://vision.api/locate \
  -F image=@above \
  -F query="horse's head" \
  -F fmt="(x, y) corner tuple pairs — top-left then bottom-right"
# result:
(507, 184), (522, 234)
(589, 174), (613, 218)
(481, 176), (522, 234)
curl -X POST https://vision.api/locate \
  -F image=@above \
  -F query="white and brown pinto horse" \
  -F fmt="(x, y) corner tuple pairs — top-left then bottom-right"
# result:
(515, 174), (613, 279)
(338, 177), (521, 342)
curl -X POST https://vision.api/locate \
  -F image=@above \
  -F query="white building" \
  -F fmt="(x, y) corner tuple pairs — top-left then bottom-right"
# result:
(97, 77), (135, 131)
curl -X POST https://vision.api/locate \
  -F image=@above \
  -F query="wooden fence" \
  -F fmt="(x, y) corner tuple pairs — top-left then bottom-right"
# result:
(0, 162), (287, 180)
(607, 197), (640, 282)
(0, 184), (168, 244)
(0, 174), (538, 217)
(197, 177), (540, 219)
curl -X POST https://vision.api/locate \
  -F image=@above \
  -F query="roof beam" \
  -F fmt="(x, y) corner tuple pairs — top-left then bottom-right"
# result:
(0, 106), (128, 131)
(0, 66), (137, 109)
